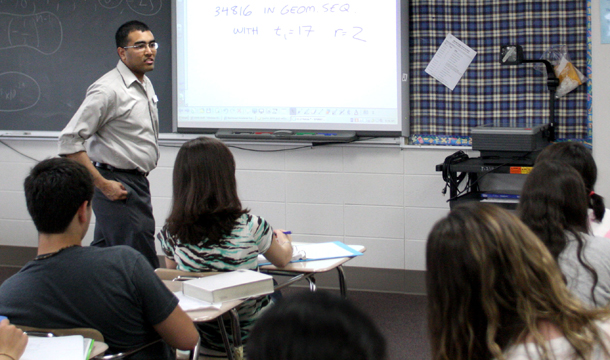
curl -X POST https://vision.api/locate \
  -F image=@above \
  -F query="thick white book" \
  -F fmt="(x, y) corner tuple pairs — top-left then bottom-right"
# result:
(182, 269), (274, 303)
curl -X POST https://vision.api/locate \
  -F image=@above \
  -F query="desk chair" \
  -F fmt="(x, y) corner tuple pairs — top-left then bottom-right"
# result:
(155, 268), (243, 360)
(17, 325), (200, 360)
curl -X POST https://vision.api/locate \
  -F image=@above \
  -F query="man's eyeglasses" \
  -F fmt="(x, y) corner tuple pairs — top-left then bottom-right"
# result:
(123, 42), (159, 51)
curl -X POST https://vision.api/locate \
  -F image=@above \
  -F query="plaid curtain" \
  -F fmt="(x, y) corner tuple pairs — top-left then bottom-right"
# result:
(409, 0), (589, 140)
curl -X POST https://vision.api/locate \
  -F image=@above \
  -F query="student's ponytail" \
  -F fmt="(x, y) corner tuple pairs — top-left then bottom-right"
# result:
(590, 191), (606, 222)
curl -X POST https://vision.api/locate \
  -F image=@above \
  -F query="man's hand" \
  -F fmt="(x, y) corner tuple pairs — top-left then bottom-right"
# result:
(99, 179), (128, 201)
(65, 152), (129, 201)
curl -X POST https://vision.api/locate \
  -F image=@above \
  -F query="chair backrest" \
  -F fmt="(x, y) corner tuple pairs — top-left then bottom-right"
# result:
(16, 325), (104, 342)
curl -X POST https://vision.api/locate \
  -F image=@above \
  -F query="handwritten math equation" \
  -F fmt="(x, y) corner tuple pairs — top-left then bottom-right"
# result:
(233, 25), (365, 41)
(214, 4), (366, 41)
(274, 25), (365, 41)
(214, 3), (351, 17)
(0, 72), (40, 112)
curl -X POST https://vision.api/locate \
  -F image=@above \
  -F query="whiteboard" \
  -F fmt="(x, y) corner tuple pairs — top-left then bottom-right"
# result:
(173, 0), (409, 136)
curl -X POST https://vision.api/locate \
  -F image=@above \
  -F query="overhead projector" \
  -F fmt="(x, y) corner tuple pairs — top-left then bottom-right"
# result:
(471, 123), (552, 165)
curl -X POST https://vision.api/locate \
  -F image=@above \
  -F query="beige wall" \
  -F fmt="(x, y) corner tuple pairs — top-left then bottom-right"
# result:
(0, 139), (466, 272)
(0, 3), (606, 273)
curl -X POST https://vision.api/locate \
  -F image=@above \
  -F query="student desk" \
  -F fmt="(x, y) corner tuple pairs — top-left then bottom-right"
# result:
(160, 274), (244, 360)
(259, 244), (366, 298)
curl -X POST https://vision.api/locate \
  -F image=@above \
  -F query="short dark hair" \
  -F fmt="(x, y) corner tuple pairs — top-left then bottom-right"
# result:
(247, 291), (387, 360)
(24, 157), (94, 234)
(115, 20), (150, 48)
(166, 137), (247, 245)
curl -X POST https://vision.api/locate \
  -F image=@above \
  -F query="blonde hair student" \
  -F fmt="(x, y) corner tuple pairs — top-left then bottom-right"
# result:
(426, 202), (610, 360)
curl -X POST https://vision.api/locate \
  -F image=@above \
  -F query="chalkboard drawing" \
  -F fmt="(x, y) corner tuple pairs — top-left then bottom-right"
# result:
(0, 12), (63, 55)
(98, 0), (123, 9)
(0, 72), (41, 112)
(126, 0), (162, 16)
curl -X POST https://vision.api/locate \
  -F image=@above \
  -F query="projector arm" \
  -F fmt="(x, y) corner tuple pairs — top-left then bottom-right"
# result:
(521, 59), (559, 142)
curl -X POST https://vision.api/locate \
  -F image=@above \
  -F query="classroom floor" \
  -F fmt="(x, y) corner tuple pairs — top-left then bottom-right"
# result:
(283, 287), (431, 360)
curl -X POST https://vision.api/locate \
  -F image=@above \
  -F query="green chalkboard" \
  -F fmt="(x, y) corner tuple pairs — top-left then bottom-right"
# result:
(0, 0), (172, 132)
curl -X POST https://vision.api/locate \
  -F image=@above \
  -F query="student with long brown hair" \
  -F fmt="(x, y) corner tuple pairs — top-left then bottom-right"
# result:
(156, 136), (293, 355)
(535, 142), (609, 238)
(427, 202), (610, 360)
(519, 160), (610, 307)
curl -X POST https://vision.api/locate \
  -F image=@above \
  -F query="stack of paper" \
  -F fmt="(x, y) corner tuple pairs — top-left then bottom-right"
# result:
(22, 335), (93, 360)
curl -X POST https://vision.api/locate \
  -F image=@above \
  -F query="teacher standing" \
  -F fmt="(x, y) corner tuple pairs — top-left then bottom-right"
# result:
(58, 20), (160, 268)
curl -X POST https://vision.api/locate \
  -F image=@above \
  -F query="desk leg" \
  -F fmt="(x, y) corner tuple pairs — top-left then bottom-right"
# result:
(217, 316), (235, 360)
(306, 276), (317, 292)
(229, 309), (243, 359)
(337, 265), (347, 299)
(188, 339), (201, 360)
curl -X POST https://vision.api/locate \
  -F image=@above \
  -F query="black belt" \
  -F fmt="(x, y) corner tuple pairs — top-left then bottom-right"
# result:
(93, 162), (148, 177)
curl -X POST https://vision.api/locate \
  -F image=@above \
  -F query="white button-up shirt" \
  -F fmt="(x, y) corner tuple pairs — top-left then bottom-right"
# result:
(59, 60), (159, 173)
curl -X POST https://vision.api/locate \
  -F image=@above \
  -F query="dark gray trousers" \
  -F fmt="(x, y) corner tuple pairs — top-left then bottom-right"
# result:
(91, 168), (159, 269)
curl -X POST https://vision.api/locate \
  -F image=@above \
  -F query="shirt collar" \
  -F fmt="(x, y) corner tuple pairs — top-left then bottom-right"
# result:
(116, 60), (146, 87)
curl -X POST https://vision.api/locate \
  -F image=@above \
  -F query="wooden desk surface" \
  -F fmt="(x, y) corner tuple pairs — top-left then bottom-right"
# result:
(259, 244), (366, 273)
